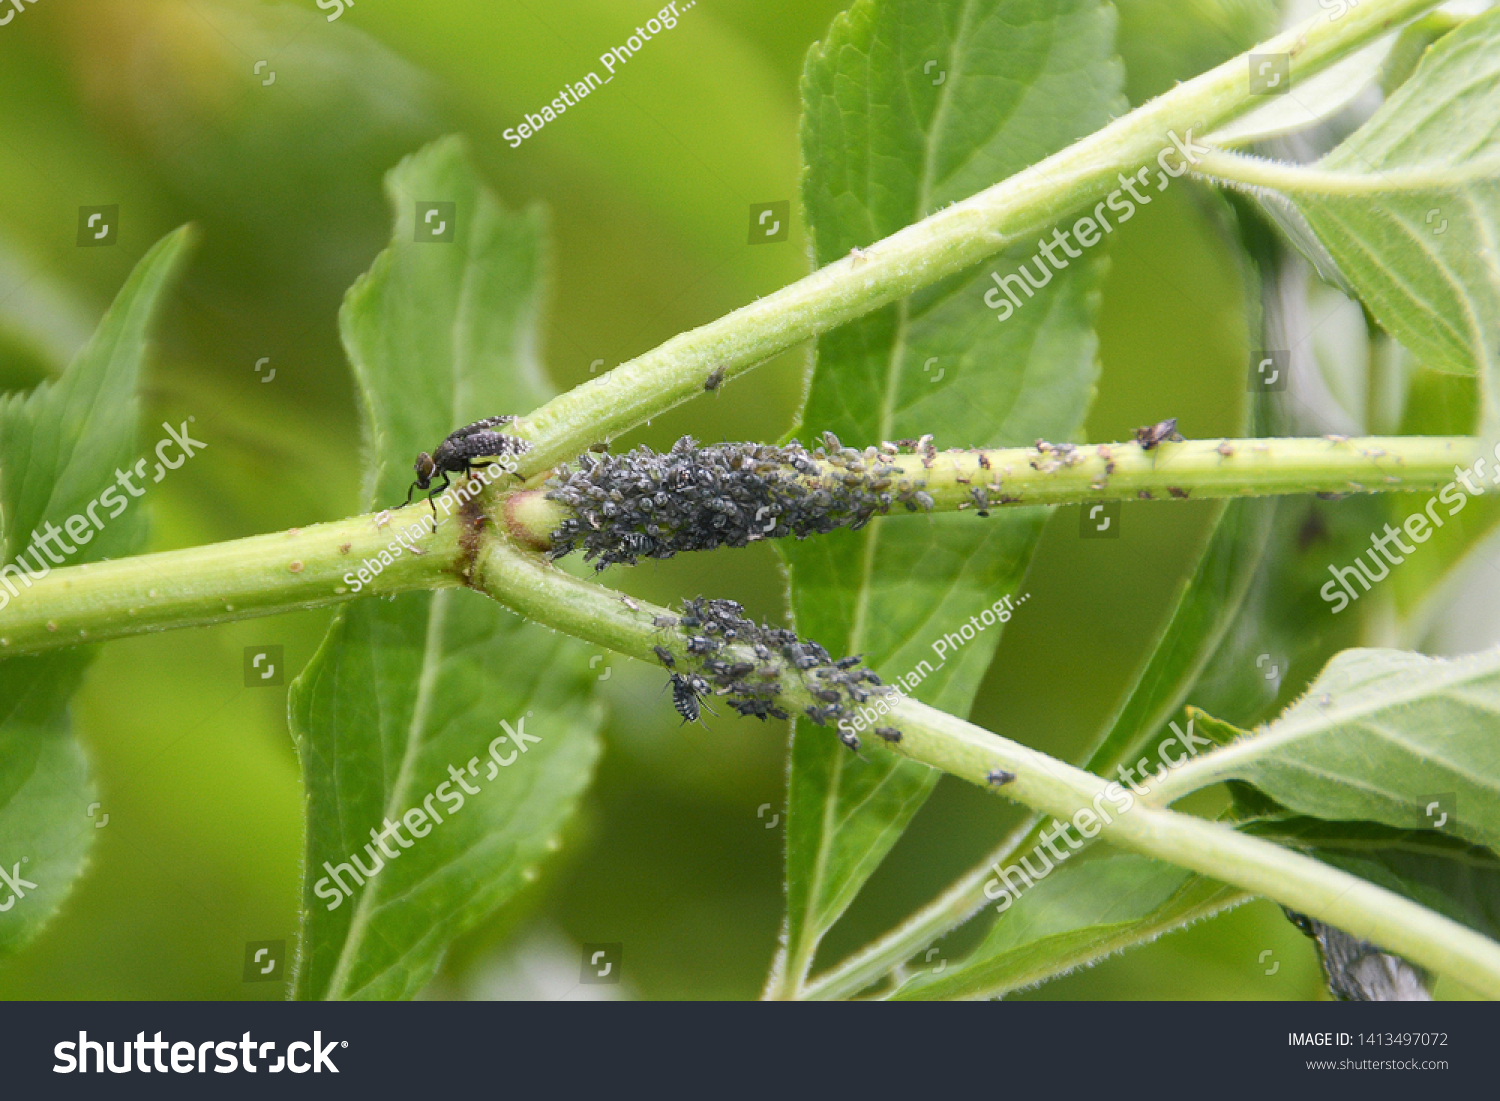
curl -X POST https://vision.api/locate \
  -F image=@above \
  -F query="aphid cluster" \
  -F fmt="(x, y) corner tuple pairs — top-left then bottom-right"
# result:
(656, 596), (891, 751)
(545, 435), (942, 569)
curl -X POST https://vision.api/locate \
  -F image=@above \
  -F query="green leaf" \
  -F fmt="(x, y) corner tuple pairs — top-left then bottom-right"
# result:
(776, 0), (1125, 990)
(1185, 646), (1500, 853)
(1262, 13), (1500, 426)
(893, 853), (1240, 1000)
(290, 137), (603, 1000)
(0, 227), (193, 955)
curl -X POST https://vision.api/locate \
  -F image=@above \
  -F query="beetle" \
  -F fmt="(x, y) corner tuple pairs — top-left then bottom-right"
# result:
(407, 415), (531, 518)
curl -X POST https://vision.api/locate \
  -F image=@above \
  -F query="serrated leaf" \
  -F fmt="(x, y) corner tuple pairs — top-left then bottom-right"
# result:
(291, 137), (602, 1000)
(0, 228), (192, 955)
(776, 0), (1125, 990)
(1185, 646), (1500, 854)
(893, 853), (1240, 1000)
(1269, 13), (1500, 429)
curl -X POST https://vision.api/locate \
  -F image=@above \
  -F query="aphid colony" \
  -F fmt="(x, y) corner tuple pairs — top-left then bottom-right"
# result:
(657, 597), (890, 752)
(545, 434), (949, 569)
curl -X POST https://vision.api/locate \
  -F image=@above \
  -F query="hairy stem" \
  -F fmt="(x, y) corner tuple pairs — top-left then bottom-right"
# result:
(502, 0), (1444, 473)
(470, 538), (1500, 1000)
(515, 434), (1474, 554)
(0, 505), (464, 654)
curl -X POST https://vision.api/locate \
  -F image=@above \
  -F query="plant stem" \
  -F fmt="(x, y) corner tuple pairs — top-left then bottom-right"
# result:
(0, 505), (463, 654)
(1, 434), (1474, 655)
(504, 0), (1445, 474)
(469, 538), (1500, 999)
(511, 435), (1474, 551)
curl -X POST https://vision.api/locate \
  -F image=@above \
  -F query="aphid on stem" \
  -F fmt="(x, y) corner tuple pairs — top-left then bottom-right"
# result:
(1134, 418), (1183, 451)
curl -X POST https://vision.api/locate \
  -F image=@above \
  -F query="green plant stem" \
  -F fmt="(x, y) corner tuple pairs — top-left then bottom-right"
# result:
(504, 0), (1444, 474)
(469, 538), (1500, 999)
(510, 435), (1474, 549)
(0, 506), (463, 654)
(1, 434), (1475, 655)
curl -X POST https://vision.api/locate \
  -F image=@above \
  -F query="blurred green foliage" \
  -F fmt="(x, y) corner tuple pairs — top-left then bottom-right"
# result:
(0, 0), (1465, 1000)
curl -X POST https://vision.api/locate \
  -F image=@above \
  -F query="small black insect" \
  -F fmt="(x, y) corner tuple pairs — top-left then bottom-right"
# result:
(685, 635), (719, 655)
(670, 673), (712, 726)
(986, 769), (1016, 786)
(1134, 418), (1183, 451)
(874, 726), (902, 744)
(653, 645), (675, 669)
(704, 366), (727, 392)
(407, 415), (531, 517)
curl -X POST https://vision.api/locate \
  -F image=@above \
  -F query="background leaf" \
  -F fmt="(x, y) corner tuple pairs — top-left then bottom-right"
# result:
(290, 137), (603, 1000)
(1187, 646), (1500, 854)
(894, 853), (1239, 1000)
(1283, 12), (1500, 428)
(0, 228), (192, 954)
(775, 0), (1125, 990)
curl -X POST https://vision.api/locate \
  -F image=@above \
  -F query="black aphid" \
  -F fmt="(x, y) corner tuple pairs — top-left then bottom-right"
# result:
(704, 366), (727, 392)
(407, 415), (530, 517)
(1134, 418), (1183, 451)
(653, 645), (675, 669)
(986, 769), (1016, 786)
(670, 673), (712, 726)
(874, 727), (902, 744)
